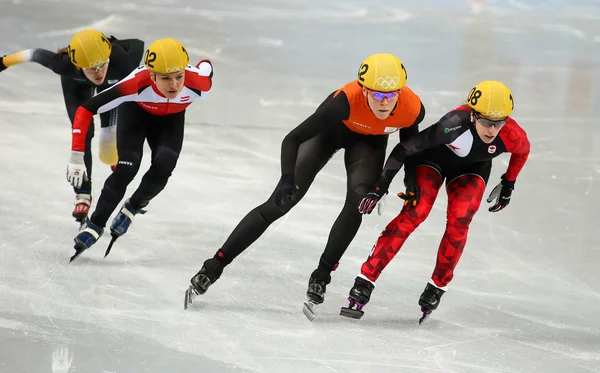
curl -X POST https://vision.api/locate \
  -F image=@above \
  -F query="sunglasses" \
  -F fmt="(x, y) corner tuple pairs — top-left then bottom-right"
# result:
(474, 112), (506, 128)
(367, 89), (400, 101)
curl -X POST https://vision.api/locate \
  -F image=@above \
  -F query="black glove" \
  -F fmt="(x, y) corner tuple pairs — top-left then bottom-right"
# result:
(358, 179), (390, 215)
(486, 174), (515, 212)
(0, 56), (7, 73)
(398, 166), (420, 207)
(274, 174), (298, 212)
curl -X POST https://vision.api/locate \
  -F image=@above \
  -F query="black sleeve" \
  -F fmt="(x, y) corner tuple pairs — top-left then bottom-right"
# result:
(398, 101), (425, 142)
(29, 48), (78, 76)
(60, 76), (93, 124)
(111, 39), (145, 77)
(399, 101), (426, 182)
(280, 91), (350, 176)
(381, 109), (470, 184)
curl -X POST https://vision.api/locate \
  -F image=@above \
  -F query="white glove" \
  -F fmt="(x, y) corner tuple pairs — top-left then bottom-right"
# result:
(66, 151), (88, 188)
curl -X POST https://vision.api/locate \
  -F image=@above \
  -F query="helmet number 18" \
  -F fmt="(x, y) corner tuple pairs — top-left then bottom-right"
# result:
(468, 87), (482, 105)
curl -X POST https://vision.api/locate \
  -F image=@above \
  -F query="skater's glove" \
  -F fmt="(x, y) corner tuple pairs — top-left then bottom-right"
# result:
(274, 174), (298, 213)
(486, 173), (515, 212)
(66, 151), (88, 189)
(0, 56), (7, 73)
(398, 165), (420, 207)
(358, 178), (390, 215)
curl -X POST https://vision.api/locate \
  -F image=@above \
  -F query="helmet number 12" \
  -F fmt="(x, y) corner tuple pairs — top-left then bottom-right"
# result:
(144, 50), (157, 69)
(358, 63), (369, 82)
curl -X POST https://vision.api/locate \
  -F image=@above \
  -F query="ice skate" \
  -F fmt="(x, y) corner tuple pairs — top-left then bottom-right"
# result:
(71, 217), (104, 262)
(418, 282), (445, 325)
(104, 199), (146, 257)
(72, 193), (92, 227)
(302, 269), (331, 321)
(184, 258), (224, 310)
(340, 276), (375, 319)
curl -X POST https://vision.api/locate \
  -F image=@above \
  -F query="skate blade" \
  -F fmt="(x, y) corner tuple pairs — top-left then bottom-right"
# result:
(418, 310), (432, 325)
(302, 301), (317, 321)
(70, 240), (88, 263)
(70, 248), (85, 263)
(339, 306), (364, 319)
(104, 235), (118, 258)
(184, 285), (199, 310)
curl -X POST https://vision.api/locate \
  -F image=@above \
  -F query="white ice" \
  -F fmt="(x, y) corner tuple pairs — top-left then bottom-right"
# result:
(0, 0), (599, 372)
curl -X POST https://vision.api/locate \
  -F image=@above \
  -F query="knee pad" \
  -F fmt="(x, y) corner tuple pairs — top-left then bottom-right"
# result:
(152, 146), (179, 179)
(98, 125), (118, 165)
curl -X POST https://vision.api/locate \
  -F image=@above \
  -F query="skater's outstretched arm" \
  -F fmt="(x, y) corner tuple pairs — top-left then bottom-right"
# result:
(0, 48), (78, 76)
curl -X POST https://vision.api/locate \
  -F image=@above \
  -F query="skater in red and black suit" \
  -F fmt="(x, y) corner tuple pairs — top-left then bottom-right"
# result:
(342, 80), (530, 321)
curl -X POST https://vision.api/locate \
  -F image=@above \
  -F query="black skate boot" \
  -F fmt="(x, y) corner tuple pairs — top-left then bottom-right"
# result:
(302, 268), (331, 321)
(71, 217), (104, 262)
(418, 282), (445, 324)
(184, 258), (224, 310)
(104, 199), (147, 258)
(340, 276), (375, 319)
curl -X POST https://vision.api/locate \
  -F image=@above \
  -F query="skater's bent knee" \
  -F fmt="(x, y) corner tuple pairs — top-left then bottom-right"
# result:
(153, 146), (179, 175)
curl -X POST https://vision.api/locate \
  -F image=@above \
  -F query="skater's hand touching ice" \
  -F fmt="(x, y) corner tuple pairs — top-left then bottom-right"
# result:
(487, 173), (515, 212)
(66, 151), (88, 189)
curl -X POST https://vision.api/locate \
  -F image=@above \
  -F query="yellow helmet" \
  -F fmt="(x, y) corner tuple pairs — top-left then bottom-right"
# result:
(466, 80), (514, 118)
(144, 38), (189, 74)
(68, 29), (112, 69)
(357, 53), (407, 92)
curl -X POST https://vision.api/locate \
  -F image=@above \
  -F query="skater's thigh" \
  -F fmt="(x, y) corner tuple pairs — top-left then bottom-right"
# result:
(293, 130), (339, 199)
(116, 102), (149, 160)
(147, 110), (186, 157)
(344, 134), (387, 197)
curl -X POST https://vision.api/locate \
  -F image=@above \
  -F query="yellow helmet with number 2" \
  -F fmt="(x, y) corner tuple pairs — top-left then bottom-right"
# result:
(466, 80), (514, 118)
(357, 53), (407, 92)
(144, 38), (189, 74)
(68, 29), (112, 69)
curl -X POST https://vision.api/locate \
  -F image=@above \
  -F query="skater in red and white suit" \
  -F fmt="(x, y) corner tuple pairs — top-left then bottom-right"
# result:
(343, 80), (530, 319)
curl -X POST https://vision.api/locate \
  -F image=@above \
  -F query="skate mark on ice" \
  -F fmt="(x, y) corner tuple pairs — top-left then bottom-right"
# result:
(416, 336), (493, 355)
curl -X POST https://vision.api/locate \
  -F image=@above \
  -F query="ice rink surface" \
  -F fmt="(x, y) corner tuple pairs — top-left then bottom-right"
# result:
(0, 0), (599, 372)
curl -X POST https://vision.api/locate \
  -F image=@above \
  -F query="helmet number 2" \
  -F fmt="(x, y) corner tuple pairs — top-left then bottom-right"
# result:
(358, 63), (369, 82)
(144, 50), (157, 69)
(468, 87), (482, 105)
